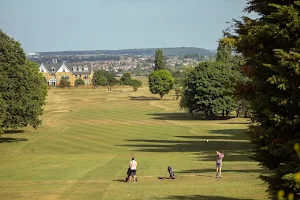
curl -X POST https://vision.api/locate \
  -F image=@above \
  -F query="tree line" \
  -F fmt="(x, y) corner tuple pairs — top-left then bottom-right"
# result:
(148, 1), (300, 196)
(228, 1), (300, 199)
(148, 45), (248, 118)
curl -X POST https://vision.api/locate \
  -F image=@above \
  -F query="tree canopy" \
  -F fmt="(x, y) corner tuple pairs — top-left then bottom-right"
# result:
(148, 70), (174, 99)
(120, 72), (142, 91)
(74, 78), (85, 87)
(120, 72), (132, 85)
(92, 70), (118, 88)
(230, 1), (300, 199)
(0, 30), (47, 130)
(129, 79), (142, 92)
(59, 77), (71, 88)
(154, 49), (166, 71)
(180, 61), (239, 116)
(179, 36), (245, 117)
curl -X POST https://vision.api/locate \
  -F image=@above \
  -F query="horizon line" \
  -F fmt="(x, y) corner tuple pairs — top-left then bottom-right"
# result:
(27, 46), (217, 54)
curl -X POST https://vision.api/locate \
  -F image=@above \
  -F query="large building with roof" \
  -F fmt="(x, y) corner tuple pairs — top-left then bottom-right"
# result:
(39, 63), (94, 87)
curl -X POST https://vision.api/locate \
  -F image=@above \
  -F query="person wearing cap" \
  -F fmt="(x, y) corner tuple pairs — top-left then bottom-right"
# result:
(129, 157), (137, 183)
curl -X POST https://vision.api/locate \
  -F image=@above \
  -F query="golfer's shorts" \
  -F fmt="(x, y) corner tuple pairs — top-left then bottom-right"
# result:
(216, 162), (222, 168)
(130, 169), (136, 176)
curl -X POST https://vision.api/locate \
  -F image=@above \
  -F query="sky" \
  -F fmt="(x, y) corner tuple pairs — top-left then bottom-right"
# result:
(0, 0), (250, 53)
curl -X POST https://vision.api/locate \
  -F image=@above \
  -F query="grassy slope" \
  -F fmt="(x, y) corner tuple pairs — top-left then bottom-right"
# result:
(0, 86), (268, 200)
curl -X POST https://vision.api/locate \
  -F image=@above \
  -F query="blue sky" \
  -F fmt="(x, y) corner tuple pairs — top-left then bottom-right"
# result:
(0, 0), (249, 53)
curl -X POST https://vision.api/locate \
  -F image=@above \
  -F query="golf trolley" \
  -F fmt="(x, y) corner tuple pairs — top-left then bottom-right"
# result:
(125, 168), (138, 182)
(168, 166), (175, 179)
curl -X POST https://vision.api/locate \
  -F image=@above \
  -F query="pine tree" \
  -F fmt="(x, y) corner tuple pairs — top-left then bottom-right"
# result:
(231, 1), (300, 199)
(154, 49), (166, 70)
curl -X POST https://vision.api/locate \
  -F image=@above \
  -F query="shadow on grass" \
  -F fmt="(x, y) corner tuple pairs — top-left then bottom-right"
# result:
(118, 129), (255, 162)
(129, 96), (161, 101)
(176, 129), (249, 141)
(178, 168), (270, 174)
(156, 195), (254, 200)
(113, 179), (126, 182)
(0, 137), (28, 143)
(119, 139), (251, 153)
(147, 112), (236, 121)
(3, 130), (25, 134)
(219, 121), (250, 125)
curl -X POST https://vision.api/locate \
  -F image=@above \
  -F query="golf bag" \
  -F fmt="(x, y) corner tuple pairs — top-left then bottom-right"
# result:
(125, 168), (138, 182)
(168, 166), (175, 179)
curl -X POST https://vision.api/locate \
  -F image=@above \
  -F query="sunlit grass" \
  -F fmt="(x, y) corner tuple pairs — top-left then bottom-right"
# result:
(0, 86), (268, 200)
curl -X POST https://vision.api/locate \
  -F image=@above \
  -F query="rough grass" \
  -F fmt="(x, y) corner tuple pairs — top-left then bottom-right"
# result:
(0, 85), (268, 200)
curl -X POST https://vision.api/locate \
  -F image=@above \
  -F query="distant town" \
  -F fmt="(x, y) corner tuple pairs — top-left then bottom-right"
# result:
(27, 47), (216, 76)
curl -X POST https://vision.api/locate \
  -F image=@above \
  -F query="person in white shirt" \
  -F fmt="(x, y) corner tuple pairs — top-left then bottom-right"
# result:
(129, 157), (137, 183)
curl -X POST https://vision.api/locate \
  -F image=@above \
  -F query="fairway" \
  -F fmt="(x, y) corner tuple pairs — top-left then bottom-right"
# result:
(0, 86), (268, 200)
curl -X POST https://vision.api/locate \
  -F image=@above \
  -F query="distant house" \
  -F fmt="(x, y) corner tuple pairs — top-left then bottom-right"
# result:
(39, 63), (94, 87)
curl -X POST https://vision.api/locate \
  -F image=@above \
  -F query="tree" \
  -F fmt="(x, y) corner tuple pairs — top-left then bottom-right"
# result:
(180, 62), (229, 115)
(120, 72), (132, 85)
(148, 70), (174, 99)
(93, 70), (118, 90)
(0, 95), (7, 132)
(154, 49), (166, 70)
(216, 37), (236, 63)
(230, 1), (300, 199)
(180, 57), (244, 116)
(74, 78), (85, 87)
(59, 77), (71, 88)
(173, 84), (183, 100)
(0, 29), (47, 129)
(129, 79), (142, 92)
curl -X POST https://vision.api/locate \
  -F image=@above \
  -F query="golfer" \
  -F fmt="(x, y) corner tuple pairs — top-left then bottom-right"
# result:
(216, 151), (224, 178)
(129, 157), (137, 183)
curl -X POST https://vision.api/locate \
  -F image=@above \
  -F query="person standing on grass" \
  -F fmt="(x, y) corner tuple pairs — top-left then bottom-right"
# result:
(129, 157), (137, 183)
(216, 151), (224, 178)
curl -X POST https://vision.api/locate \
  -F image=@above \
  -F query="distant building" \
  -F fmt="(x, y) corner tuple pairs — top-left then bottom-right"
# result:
(52, 58), (58, 64)
(39, 63), (94, 87)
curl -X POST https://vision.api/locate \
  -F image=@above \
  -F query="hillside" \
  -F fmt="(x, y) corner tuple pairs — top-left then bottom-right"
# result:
(36, 47), (215, 57)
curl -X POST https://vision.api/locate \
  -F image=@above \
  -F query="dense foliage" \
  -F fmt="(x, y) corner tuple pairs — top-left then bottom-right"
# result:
(180, 61), (240, 116)
(230, 0), (300, 199)
(59, 77), (71, 88)
(92, 70), (118, 88)
(148, 70), (174, 99)
(120, 72), (132, 85)
(180, 37), (245, 117)
(120, 72), (142, 91)
(129, 79), (142, 92)
(154, 49), (166, 71)
(74, 78), (85, 87)
(0, 30), (47, 129)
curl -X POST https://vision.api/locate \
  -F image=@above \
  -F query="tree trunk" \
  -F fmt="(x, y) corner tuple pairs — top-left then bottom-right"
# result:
(160, 94), (164, 99)
(226, 110), (230, 116)
(205, 110), (209, 116)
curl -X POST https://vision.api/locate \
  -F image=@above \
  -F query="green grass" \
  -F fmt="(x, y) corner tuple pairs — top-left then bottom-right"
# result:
(0, 86), (268, 200)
